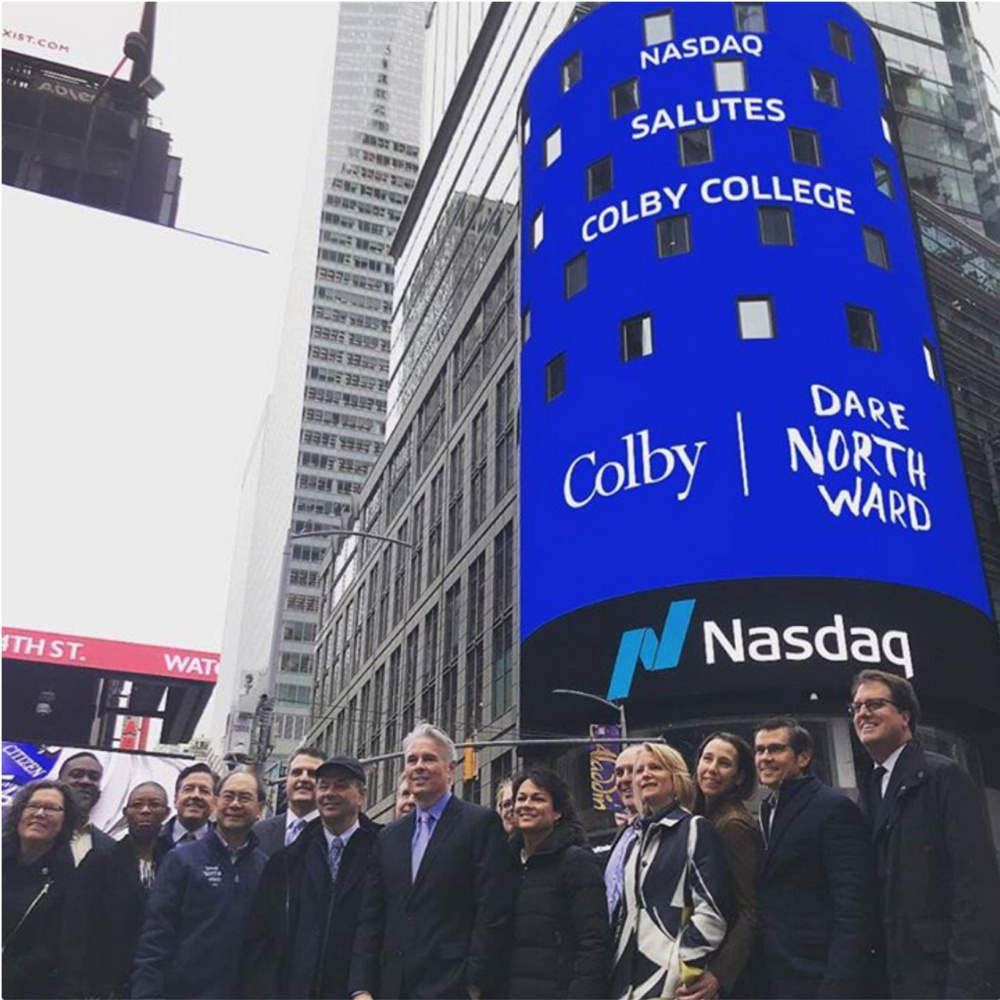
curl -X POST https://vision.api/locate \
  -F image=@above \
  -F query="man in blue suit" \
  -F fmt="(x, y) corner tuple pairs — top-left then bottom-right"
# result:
(349, 723), (514, 999)
(755, 717), (876, 999)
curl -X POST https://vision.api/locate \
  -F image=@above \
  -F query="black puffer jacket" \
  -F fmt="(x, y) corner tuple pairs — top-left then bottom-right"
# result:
(506, 823), (611, 999)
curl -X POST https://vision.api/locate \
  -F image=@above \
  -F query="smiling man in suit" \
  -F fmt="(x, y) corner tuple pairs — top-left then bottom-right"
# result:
(253, 745), (326, 857)
(350, 723), (514, 1000)
(851, 670), (1000, 999)
(755, 716), (876, 999)
(243, 755), (379, 999)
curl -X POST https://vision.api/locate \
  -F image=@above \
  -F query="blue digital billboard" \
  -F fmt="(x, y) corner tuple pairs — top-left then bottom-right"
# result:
(518, 2), (999, 731)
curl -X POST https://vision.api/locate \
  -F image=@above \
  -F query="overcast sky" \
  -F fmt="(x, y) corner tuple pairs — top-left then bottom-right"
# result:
(3, 3), (339, 657)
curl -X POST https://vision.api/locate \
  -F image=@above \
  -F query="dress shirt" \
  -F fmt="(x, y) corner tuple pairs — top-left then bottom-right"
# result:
(875, 742), (907, 798)
(214, 829), (255, 864)
(323, 819), (360, 853)
(605, 820), (639, 917)
(173, 821), (210, 845)
(285, 809), (319, 846)
(70, 827), (94, 866)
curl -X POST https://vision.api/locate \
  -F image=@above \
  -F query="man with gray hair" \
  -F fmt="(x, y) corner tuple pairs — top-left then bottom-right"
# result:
(350, 723), (514, 999)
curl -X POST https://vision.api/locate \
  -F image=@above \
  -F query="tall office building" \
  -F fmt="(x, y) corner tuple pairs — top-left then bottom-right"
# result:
(308, 2), (1000, 835)
(219, 3), (425, 760)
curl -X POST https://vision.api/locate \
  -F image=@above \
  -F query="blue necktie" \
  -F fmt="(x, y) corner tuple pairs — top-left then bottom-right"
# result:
(411, 812), (435, 881)
(328, 836), (344, 883)
(286, 817), (305, 846)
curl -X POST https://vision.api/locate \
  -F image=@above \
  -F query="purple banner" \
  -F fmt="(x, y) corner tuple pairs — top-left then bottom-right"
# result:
(588, 723), (622, 812)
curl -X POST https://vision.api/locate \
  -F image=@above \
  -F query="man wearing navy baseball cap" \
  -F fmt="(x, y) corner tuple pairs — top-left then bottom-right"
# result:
(243, 755), (381, 999)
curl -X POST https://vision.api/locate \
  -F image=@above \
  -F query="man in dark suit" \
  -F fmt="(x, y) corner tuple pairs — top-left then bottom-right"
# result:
(243, 755), (380, 998)
(252, 745), (325, 856)
(755, 717), (876, 999)
(156, 762), (218, 854)
(851, 670), (1000, 999)
(349, 723), (514, 1000)
(58, 751), (117, 865)
(603, 744), (641, 921)
(59, 780), (171, 997)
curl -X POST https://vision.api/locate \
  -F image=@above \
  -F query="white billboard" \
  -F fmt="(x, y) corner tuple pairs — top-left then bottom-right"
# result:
(2, 3), (145, 76)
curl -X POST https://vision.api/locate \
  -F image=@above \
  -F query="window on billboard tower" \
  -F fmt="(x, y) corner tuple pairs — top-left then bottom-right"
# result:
(587, 156), (613, 200)
(863, 226), (890, 268)
(679, 127), (713, 166)
(738, 298), (776, 340)
(644, 10), (674, 46)
(811, 69), (840, 106)
(714, 59), (747, 92)
(532, 210), (544, 249)
(873, 158), (895, 198)
(758, 207), (795, 246)
(829, 22), (853, 60)
(734, 3), (766, 32)
(545, 354), (566, 402)
(564, 252), (588, 299)
(611, 78), (640, 119)
(656, 215), (691, 257)
(923, 341), (940, 382)
(790, 127), (822, 166)
(847, 306), (880, 351)
(544, 127), (562, 167)
(562, 52), (582, 92)
(621, 314), (654, 361)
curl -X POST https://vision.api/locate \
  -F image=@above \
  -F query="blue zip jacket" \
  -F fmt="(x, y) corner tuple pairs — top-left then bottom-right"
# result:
(131, 830), (267, 999)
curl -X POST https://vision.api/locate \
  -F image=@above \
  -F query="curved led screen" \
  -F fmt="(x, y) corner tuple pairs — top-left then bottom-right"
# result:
(519, 2), (998, 731)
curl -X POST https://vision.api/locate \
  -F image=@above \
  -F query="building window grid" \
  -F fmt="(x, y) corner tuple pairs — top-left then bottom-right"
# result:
(465, 554), (486, 737)
(873, 158), (894, 198)
(714, 59), (747, 92)
(495, 367), (516, 503)
(491, 523), (515, 719)
(811, 68), (840, 107)
(544, 127), (562, 167)
(789, 127), (822, 166)
(587, 156), (613, 201)
(863, 226), (890, 268)
(428, 469), (444, 583)
(644, 9), (674, 47)
(562, 51), (582, 93)
(447, 439), (465, 560)
(734, 3), (766, 33)
(442, 582), (462, 736)
(409, 497), (425, 605)
(847, 306), (880, 351)
(546, 354), (567, 401)
(470, 405), (488, 533)
(421, 606), (439, 723)
(402, 627), (419, 735)
(829, 22), (853, 60)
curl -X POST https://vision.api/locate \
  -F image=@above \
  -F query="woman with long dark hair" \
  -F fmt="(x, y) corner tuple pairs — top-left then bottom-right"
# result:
(507, 767), (610, 999)
(676, 733), (761, 1000)
(2, 779), (80, 999)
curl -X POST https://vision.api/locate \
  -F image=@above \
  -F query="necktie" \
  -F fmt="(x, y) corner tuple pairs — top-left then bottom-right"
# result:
(328, 836), (344, 883)
(286, 817), (305, 846)
(179, 831), (196, 844)
(873, 765), (888, 799)
(605, 823), (637, 918)
(411, 812), (435, 881)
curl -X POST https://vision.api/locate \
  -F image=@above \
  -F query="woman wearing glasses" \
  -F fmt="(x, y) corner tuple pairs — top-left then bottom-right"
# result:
(2, 779), (80, 999)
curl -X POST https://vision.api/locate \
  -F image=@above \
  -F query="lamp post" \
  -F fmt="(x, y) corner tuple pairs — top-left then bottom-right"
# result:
(254, 523), (415, 774)
(552, 687), (628, 740)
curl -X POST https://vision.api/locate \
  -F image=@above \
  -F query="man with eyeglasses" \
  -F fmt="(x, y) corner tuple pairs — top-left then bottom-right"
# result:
(850, 669), (1000, 999)
(58, 751), (116, 865)
(132, 770), (268, 999)
(754, 716), (875, 999)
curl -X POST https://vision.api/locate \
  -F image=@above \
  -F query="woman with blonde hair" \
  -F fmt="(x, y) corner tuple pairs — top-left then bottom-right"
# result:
(610, 743), (731, 1000)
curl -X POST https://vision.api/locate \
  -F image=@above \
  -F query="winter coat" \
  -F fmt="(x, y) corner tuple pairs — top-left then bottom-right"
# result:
(2, 836), (76, 1000)
(862, 741), (1000, 999)
(506, 823), (611, 999)
(131, 830), (267, 999)
(611, 805), (730, 1000)
(242, 815), (381, 999)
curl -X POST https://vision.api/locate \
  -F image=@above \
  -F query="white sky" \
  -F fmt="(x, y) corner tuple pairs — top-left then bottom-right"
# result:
(2, 1), (999, 704)
(3, 3), (339, 656)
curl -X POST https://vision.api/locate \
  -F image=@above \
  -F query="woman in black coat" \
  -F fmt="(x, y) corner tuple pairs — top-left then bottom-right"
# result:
(2, 779), (80, 1000)
(506, 768), (610, 1000)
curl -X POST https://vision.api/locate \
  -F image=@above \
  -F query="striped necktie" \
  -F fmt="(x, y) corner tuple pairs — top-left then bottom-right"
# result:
(328, 836), (344, 883)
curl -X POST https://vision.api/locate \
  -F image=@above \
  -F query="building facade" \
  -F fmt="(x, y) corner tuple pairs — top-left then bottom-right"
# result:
(308, 2), (1000, 831)
(219, 3), (426, 759)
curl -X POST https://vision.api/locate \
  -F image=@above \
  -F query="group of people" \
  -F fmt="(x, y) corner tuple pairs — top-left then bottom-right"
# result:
(3, 668), (999, 999)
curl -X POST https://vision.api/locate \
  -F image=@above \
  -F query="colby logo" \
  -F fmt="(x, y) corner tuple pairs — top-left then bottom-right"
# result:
(606, 600), (696, 700)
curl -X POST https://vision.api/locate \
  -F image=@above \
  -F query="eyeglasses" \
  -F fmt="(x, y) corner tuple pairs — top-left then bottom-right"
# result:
(754, 743), (790, 756)
(219, 790), (256, 805)
(848, 697), (893, 716)
(24, 803), (65, 816)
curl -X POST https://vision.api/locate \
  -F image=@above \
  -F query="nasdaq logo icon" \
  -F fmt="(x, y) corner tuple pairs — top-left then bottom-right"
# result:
(605, 600), (696, 700)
